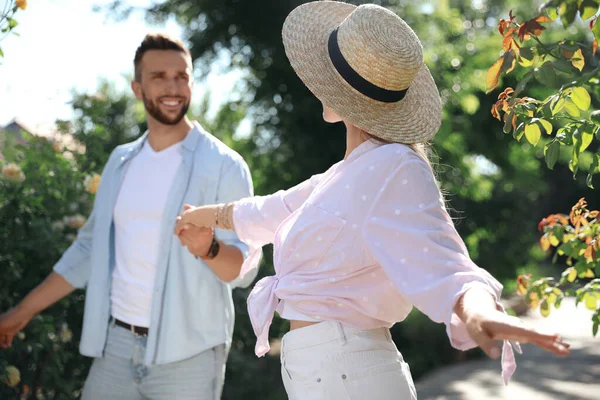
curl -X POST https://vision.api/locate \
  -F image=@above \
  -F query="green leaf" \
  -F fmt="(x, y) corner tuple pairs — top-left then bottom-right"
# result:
(560, 0), (579, 27)
(591, 154), (600, 174)
(0, 47), (3, 58)
(538, 118), (553, 135)
(519, 47), (535, 67)
(593, 15), (600, 42)
(587, 173), (595, 188)
(535, 62), (557, 87)
(579, 0), (600, 20)
(545, 140), (560, 169)
(551, 97), (565, 115)
(570, 157), (579, 177)
(564, 99), (581, 117)
(520, 46), (534, 61)
(557, 126), (574, 145)
(541, 0), (560, 20)
(594, 321), (599, 336)
(503, 112), (514, 134)
(514, 122), (525, 141)
(585, 293), (598, 310)
(7, 18), (18, 29)
(560, 42), (580, 52)
(540, 299), (551, 317)
(575, 124), (595, 153)
(571, 49), (585, 71)
(571, 87), (591, 110)
(555, 295), (563, 309)
(568, 267), (578, 282)
(553, 59), (574, 73)
(525, 122), (542, 146)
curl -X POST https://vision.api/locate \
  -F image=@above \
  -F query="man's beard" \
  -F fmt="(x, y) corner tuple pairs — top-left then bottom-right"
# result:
(142, 93), (190, 126)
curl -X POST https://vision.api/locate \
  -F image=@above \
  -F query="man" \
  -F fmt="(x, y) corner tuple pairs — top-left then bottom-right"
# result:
(0, 33), (258, 399)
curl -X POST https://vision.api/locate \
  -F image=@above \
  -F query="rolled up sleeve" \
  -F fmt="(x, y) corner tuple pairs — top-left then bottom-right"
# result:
(361, 159), (504, 349)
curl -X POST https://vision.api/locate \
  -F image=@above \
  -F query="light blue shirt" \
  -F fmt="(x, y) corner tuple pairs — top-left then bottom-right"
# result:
(53, 122), (258, 365)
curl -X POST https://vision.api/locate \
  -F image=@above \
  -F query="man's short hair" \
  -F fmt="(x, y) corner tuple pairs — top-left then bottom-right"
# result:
(133, 33), (192, 81)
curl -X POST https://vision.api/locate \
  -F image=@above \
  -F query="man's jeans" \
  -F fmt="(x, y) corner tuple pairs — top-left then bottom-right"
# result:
(81, 322), (227, 400)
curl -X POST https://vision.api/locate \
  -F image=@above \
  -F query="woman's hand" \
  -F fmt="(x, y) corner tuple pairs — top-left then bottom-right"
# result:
(174, 204), (216, 235)
(465, 310), (570, 359)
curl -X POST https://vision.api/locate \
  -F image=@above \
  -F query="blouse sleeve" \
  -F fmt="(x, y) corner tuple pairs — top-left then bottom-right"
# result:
(361, 158), (504, 350)
(233, 173), (323, 278)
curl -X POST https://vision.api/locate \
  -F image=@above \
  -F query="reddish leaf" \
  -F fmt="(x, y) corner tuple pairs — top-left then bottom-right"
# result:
(486, 56), (504, 93)
(519, 19), (547, 41)
(518, 23), (529, 42)
(498, 19), (508, 35)
(509, 9), (516, 22)
(584, 245), (596, 263)
(540, 233), (551, 250)
(528, 20), (546, 36)
(590, 16), (598, 30)
(516, 274), (531, 295)
(491, 101), (502, 120)
(503, 35), (513, 51)
(593, 38), (598, 56)
(535, 15), (553, 23)
(563, 48), (575, 59)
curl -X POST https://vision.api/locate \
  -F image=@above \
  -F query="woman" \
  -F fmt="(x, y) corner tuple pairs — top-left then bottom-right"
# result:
(175, 2), (569, 398)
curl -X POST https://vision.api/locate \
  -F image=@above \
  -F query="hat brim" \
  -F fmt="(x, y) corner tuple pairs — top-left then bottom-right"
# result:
(282, 1), (442, 144)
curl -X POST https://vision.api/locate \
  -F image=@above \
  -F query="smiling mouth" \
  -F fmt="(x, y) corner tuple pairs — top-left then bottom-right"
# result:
(159, 98), (184, 109)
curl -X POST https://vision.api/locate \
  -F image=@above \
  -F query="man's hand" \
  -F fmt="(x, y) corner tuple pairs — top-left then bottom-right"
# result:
(177, 223), (214, 258)
(0, 307), (33, 349)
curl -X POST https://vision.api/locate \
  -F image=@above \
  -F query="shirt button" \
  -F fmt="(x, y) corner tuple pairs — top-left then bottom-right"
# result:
(316, 378), (321, 383)
(342, 374), (347, 379)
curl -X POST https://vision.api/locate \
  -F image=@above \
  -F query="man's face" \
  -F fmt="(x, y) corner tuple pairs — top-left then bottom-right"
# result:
(132, 49), (193, 125)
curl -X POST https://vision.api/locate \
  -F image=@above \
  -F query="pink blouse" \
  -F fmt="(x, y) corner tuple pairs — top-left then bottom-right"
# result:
(233, 140), (520, 384)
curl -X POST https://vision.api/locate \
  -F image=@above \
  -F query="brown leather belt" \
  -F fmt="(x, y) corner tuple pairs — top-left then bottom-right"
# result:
(113, 318), (149, 336)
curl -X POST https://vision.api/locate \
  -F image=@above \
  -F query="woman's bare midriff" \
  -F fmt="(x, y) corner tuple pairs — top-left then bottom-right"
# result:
(290, 320), (320, 331)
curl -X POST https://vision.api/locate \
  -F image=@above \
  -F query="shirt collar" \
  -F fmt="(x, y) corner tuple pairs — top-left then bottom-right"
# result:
(118, 121), (205, 165)
(344, 139), (384, 163)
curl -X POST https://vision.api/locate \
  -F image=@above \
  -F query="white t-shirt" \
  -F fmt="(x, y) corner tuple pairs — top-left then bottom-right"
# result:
(111, 140), (183, 327)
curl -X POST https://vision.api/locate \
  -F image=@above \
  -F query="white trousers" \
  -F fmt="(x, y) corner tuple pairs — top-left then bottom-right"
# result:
(280, 321), (417, 400)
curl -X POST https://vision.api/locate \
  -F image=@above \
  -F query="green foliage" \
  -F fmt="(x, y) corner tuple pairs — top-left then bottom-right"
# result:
(489, 1), (600, 334)
(0, 135), (93, 399)
(0, 84), (145, 398)
(522, 198), (600, 334)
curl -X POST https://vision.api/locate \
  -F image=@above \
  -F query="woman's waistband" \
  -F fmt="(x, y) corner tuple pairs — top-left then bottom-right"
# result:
(281, 320), (392, 354)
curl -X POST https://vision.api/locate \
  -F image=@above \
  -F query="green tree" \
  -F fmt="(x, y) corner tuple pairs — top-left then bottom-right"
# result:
(486, 0), (600, 335)
(0, 83), (145, 398)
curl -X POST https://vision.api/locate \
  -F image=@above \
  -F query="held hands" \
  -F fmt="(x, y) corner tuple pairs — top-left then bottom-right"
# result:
(175, 205), (215, 258)
(174, 204), (216, 236)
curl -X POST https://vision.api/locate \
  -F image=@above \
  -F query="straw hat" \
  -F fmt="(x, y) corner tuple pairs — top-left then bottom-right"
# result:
(282, 1), (442, 144)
